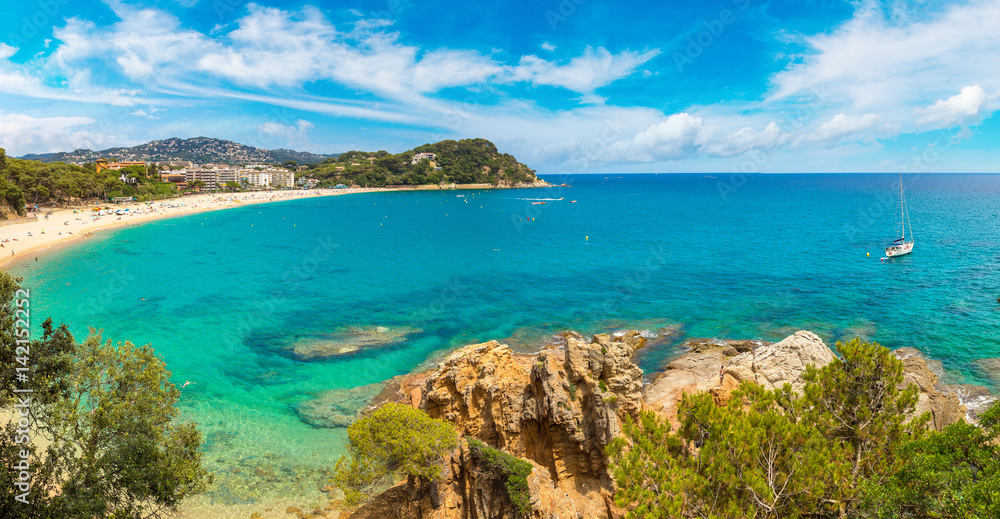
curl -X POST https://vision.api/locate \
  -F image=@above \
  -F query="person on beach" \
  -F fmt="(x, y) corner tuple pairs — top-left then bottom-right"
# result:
(719, 364), (725, 384)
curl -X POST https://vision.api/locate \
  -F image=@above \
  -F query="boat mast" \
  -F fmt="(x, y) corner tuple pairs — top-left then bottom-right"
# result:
(899, 171), (905, 240)
(903, 176), (913, 242)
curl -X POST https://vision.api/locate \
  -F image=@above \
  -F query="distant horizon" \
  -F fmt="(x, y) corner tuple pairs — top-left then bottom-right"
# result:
(2, 0), (999, 173)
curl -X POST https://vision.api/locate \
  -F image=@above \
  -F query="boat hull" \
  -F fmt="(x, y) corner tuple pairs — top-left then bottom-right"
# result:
(885, 241), (914, 258)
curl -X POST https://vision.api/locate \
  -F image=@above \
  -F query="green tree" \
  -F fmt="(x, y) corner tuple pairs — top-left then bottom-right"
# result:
(333, 403), (457, 507)
(801, 338), (927, 512)
(0, 272), (212, 518)
(608, 339), (927, 519)
(859, 400), (1000, 518)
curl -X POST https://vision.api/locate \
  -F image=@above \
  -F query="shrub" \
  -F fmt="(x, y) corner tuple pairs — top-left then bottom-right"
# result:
(333, 403), (458, 506)
(467, 438), (533, 517)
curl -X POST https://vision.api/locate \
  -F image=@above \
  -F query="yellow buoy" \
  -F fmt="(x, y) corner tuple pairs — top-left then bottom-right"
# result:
(586, 236), (589, 240)
(867, 252), (870, 257)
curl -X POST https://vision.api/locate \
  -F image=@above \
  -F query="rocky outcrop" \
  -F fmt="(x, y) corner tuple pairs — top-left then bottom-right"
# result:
(291, 326), (419, 360)
(643, 337), (773, 427)
(349, 329), (993, 519)
(893, 348), (997, 427)
(361, 331), (648, 519)
(725, 331), (836, 392)
(643, 332), (984, 433)
(349, 442), (578, 519)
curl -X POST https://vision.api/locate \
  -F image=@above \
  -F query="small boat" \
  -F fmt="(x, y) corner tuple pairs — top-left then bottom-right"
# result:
(531, 202), (545, 205)
(569, 200), (577, 203)
(885, 172), (914, 258)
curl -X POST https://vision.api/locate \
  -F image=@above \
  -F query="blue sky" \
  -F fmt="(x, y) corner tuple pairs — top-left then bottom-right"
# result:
(0, 0), (998, 172)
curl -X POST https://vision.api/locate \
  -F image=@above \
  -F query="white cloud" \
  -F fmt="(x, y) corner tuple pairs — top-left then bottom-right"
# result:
(524, 112), (791, 166)
(540, 42), (556, 52)
(808, 113), (883, 142)
(770, 0), (1000, 130)
(916, 85), (988, 126)
(511, 47), (660, 96)
(0, 44), (17, 59)
(0, 113), (119, 155)
(256, 119), (314, 149)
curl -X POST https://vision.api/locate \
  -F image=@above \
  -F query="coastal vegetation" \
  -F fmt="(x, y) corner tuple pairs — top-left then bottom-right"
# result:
(21, 137), (335, 166)
(467, 438), (533, 517)
(0, 273), (212, 518)
(308, 138), (539, 187)
(0, 147), (180, 212)
(608, 338), (1000, 518)
(333, 403), (458, 507)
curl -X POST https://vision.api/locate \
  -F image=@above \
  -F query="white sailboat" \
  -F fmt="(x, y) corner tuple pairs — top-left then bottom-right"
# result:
(885, 172), (914, 258)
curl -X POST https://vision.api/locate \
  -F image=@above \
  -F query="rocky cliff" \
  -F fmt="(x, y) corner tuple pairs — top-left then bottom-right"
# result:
(347, 330), (990, 519)
(644, 331), (981, 432)
(352, 331), (648, 519)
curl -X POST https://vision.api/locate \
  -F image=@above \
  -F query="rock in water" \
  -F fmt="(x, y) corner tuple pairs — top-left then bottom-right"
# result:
(290, 326), (418, 360)
(293, 383), (386, 428)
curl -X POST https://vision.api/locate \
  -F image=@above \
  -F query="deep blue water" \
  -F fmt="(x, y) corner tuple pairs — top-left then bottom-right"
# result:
(8, 173), (1000, 509)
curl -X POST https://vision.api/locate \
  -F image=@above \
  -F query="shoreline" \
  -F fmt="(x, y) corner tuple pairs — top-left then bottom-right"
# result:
(0, 181), (551, 270)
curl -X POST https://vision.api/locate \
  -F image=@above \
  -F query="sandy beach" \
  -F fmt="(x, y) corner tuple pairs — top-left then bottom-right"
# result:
(0, 188), (387, 270)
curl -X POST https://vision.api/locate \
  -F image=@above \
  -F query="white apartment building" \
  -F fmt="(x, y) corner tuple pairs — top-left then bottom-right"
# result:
(411, 152), (436, 164)
(272, 170), (294, 188)
(184, 169), (219, 189)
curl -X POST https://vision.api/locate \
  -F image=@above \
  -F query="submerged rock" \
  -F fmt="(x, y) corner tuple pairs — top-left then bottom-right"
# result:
(294, 383), (386, 428)
(291, 326), (419, 360)
(972, 357), (1000, 389)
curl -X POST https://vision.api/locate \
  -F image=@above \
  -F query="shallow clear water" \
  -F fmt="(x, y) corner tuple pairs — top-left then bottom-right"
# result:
(9, 173), (1000, 511)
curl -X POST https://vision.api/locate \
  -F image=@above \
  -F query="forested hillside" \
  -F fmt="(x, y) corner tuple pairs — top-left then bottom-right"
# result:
(308, 138), (539, 187)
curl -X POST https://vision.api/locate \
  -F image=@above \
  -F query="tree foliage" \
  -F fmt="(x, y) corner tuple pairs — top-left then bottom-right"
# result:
(0, 272), (212, 518)
(608, 339), (938, 519)
(0, 148), (27, 216)
(467, 438), (534, 517)
(333, 403), (458, 507)
(0, 152), (179, 207)
(859, 401), (1000, 518)
(310, 138), (538, 187)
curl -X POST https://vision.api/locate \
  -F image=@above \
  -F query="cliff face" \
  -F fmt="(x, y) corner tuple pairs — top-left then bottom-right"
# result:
(349, 442), (579, 519)
(350, 330), (989, 519)
(356, 332), (648, 519)
(644, 331), (978, 432)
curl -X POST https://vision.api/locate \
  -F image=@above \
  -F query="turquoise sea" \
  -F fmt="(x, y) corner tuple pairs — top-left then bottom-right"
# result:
(9, 173), (1000, 514)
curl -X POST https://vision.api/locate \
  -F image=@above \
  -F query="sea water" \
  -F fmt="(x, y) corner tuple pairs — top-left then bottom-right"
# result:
(9, 173), (1000, 513)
